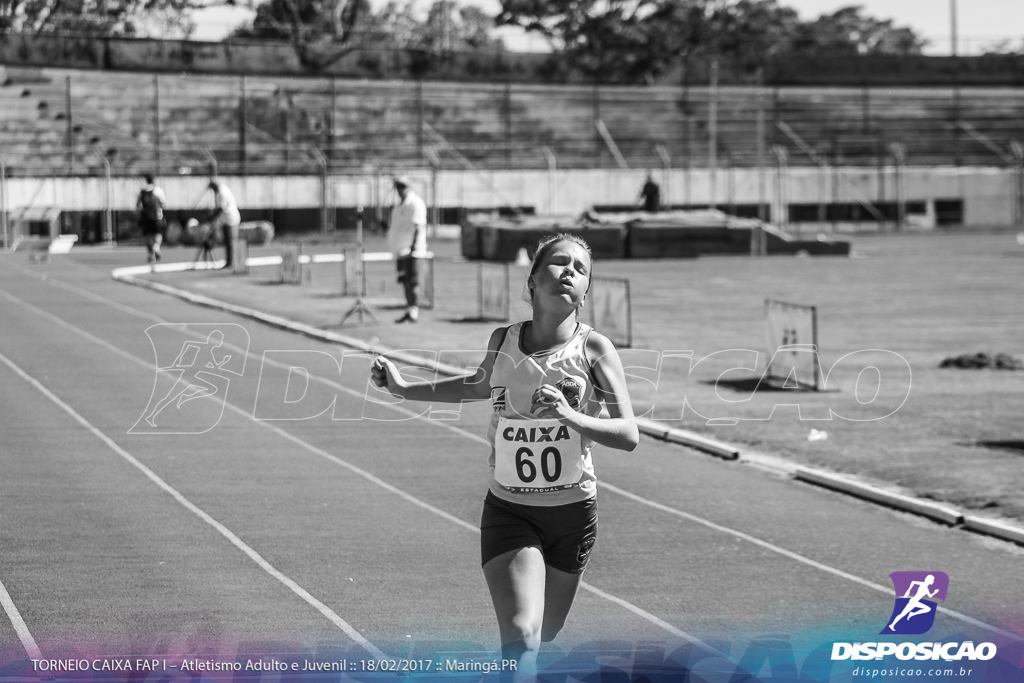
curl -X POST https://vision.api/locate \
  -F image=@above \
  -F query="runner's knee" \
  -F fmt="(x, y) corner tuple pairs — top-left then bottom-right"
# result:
(504, 615), (541, 651)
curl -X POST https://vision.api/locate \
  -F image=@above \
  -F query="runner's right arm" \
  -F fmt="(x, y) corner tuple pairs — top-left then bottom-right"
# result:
(370, 326), (505, 403)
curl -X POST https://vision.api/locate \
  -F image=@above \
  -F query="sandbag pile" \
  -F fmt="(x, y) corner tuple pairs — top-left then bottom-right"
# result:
(939, 352), (1024, 370)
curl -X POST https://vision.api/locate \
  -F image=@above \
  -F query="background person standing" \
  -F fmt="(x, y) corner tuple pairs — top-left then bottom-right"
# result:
(638, 171), (661, 213)
(137, 174), (167, 264)
(208, 179), (241, 269)
(388, 175), (427, 323)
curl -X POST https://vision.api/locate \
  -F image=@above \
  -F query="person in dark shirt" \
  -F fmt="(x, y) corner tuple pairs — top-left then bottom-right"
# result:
(638, 172), (661, 213)
(137, 174), (167, 264)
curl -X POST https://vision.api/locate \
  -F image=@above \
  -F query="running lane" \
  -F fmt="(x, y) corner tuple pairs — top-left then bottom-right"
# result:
(1, 250), (1021, 670)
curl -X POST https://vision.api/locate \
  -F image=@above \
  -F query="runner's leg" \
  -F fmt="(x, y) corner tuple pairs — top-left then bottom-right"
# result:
(483, 546), (546, 680)
(541, 565), (584, 642)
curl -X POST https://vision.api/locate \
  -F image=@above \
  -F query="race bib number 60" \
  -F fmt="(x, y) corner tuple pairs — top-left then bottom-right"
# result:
(494, 417), (583, 493)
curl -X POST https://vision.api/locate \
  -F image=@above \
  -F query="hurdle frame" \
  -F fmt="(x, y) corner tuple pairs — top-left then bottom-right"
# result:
(764, 298), (821, 390)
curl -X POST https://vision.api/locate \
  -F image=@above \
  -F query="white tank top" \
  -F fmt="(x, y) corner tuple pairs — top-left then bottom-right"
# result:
(486, 321), (603, 506)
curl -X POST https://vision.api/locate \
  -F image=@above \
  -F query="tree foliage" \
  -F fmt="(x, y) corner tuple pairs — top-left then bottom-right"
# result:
(232, 0), (369, 68)
(792, 5), (925, 56)
(232, 0), (501, 69)
(496, 0), (926, 83)
(0, 0), (199, 35)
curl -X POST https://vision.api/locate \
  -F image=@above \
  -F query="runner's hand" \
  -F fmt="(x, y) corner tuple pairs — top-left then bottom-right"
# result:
(531, 384), (571, 419)
(371, 356), (407, 395)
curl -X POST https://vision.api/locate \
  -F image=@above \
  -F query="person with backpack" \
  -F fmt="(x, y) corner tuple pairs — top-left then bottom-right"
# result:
(137, 174), (167, 264)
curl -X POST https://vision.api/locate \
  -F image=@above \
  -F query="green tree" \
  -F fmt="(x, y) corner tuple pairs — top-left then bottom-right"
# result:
(496, 0), (710, 83)
(792, 5), (925, 56)
(232, 0), (370, 68)
(419, 2), (502, 52)
(0, 0), (201, 36)
(232, 0), (501, 69)
(495, 0), (925, 83)
(707, 0), (800, 69)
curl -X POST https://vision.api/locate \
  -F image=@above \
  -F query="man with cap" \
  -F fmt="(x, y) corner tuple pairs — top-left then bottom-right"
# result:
(388, 175), (428, 323)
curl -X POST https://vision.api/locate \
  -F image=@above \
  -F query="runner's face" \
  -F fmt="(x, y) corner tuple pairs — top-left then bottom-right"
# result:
(535, 241), (590, 307)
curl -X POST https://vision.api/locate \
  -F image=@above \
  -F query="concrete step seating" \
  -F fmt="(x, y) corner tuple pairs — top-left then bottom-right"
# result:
(5, 66), (1024, 175)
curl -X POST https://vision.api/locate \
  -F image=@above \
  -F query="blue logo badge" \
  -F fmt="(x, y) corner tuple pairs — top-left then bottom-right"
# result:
(881, 571), (949, 635)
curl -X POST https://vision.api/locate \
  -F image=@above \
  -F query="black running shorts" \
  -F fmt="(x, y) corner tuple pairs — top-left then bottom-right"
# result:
(396, 255), (420, 286)
(480, 490), (598, 574)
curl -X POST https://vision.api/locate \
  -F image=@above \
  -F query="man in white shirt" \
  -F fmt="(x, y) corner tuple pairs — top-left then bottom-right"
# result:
(388, 175), (428, 323)
(208, 179), (242, 269)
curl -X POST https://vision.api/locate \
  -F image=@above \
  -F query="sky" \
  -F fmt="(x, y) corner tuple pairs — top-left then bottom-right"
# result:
(190, 0), (1024, 55)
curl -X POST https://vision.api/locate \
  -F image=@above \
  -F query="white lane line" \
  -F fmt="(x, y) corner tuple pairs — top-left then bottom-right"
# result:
(0, 576), (41, 658)
(3, 269), (484, 447)
(0, 285), (723, 655)
(0, 350), (387, 660)
(5, 274), (1021, 642)
(106, 251), (408, 277)
(598, 482), (1019, 640)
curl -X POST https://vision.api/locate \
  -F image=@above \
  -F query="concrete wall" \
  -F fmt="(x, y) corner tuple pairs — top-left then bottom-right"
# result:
(3, 165), (1019, 230)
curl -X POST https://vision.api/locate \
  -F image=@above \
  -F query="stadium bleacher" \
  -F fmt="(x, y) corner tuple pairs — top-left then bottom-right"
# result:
(3, 63), (1024, 179)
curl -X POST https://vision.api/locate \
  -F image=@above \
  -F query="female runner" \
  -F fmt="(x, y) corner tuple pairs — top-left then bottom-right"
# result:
(371, 234), (639, 678)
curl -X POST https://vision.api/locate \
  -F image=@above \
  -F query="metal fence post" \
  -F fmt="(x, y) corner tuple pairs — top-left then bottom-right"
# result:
(756, 70), (767, 221)
(817, 146), (827, 226)
(240, 75), (248, 176)
(425, 147), (441, 234)
(773, 145), (788, 229)
(65, 76), (74, 175)
(1011, 141), (1024, 230)
(541, 146), (557, 215)
(154, 74), (161, 176)
(889, 142), (906, 231)
(655, 144), (670, 208)
(313, 147), (330, 234)
(93, 146), (113, 246)
(0, 156), (8, 250)
(709, 58), (719, 209)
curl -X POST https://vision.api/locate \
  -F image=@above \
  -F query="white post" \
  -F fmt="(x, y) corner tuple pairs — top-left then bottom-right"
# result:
(93, 146), (114, 246)
(950, 0), (958, 56)
(1011, 141), (1024, 230)
(541, 146), (557, 214)
(773, 145), (788, 229)
(756, 78), (767, 221)
(425, 147), (441, 236)
(312, 147), (330, 234)
(889, 142), (906, 231)
(817, 150), (827, 226)
(708, 59), (719, 209)
(0, 156), (7, 250)
(655, 144), (671, 208)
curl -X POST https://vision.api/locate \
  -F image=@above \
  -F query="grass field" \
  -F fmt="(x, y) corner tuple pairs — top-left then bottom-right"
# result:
(145, 231), (1024, 523)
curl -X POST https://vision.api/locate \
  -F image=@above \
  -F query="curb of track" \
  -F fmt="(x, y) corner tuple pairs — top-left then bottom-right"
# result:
(111, 267), (1024, 549)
